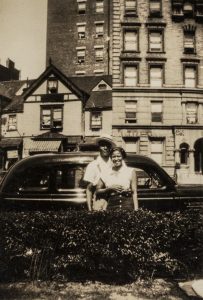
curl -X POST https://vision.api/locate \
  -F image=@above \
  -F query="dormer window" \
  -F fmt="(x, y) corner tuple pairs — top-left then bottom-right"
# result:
(98, 83), (107, 90)
(47, 78), (58, 94)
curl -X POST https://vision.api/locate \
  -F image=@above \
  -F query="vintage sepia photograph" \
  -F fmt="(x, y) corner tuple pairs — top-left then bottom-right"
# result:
(0, 0), (203, 299)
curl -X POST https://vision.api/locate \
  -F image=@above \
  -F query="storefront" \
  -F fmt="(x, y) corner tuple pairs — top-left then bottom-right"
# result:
(0, 138), (23, 171)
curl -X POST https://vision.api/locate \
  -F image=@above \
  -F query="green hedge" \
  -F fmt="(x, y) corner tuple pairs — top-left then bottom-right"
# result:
(0, 209), (202, 282)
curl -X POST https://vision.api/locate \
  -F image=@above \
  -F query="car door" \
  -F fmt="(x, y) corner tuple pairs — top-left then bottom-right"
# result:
(135, 167), (178, 211)
(50, 163), (87, 209)
(1, 165), (53, 209)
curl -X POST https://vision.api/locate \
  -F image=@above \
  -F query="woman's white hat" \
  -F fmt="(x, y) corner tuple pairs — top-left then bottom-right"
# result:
(95, 133), (116, 147)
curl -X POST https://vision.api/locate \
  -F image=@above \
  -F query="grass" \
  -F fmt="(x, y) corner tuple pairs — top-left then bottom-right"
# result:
(0, 279), (191, 300)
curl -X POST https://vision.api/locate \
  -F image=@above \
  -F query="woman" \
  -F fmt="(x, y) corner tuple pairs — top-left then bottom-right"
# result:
(95, 147), (138, 211)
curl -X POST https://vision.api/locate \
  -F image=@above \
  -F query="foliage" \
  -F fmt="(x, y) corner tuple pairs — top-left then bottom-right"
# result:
(0, 209), (202, 282)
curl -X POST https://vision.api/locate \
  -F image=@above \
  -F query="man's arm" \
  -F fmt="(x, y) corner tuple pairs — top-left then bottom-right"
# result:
(86, 182), (94, 211)
(131, 169), (138, 211)
(83, 162), (96, 211)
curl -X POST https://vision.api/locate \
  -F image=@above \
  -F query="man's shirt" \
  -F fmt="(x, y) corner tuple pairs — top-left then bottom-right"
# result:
(83, 155), (112, 186)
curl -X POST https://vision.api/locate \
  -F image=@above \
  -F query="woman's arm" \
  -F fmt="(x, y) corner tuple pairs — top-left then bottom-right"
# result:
(95, 178), (110, 198)
(96, 179), (123, 198)
(131, 169), (138, 211)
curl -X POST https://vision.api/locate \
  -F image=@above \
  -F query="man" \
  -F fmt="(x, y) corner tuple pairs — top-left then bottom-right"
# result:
(83, 134), (116, 211)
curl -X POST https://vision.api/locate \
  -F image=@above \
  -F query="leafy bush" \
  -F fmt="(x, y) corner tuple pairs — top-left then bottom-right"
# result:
(0, 209), (202, 282)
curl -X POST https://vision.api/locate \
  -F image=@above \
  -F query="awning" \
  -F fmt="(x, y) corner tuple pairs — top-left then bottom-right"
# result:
(29, 140), (61, 152)
(0, 138), (22, 149)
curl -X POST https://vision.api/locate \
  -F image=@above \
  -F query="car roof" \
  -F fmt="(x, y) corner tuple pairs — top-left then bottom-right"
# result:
(2, 151), (176, 187)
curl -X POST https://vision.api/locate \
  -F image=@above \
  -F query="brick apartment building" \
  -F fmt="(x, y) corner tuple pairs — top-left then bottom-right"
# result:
(46, 0), (112, 76)
(46, 0), (203, 183)
(111, 0), (203, 183)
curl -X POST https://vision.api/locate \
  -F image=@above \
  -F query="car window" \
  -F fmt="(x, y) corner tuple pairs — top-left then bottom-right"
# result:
(135, 167), (164, 189)
(3, 166), (51, 193)
(55, 164), (86, 190)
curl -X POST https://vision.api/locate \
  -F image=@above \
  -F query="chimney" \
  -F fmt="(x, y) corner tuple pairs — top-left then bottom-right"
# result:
(6, 58), (15, 69)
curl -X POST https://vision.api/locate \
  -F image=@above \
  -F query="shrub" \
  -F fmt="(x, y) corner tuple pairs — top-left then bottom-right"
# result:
(0, 208), (202, 282)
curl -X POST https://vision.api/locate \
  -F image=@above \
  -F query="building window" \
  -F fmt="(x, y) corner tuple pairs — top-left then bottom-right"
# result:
(125, 101), (137, 123)
(98, 83), (107, 90)
(184, 66), (197, 87)
(180, 143), (189, 164)
(151, 101), (163, 122)
(125, 0), (137, 13)
(77, 48), (85, 63)
(41, 107), (63, 130)
(150, 139), (163, 165)
(124, 30), (138, 52)
(184, 32), (195, 53)
(96, 0), (104, 13)
(183, 1), (193, 16)
(95, 47), (104, 62)
(149, 0), (162, 17)
(47, 78), (58, 94)
(91, 111), (102, 129)
(77, 24), (86, 39)
(186, 102), (198, 124)
(8, 114), (17, 131)
(77, 1), (86, 14)
(124, 65), (138, 87)
(150, 65), (163, 87)
(149, 31), (163, 52)
(95, 23), (104, 37)
(124, 138), (138, 153)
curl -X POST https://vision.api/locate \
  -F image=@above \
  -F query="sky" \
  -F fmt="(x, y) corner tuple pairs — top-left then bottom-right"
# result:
(0, 0), (47, 80)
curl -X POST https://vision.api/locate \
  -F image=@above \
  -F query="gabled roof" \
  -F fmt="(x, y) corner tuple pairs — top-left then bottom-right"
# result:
(1, 69), (112, 114)
(1, 80), (34, 113)
(3, 96), (24, 113)
(70, 75), (112, 94)
(23, 63), (89, 103)
(85, 90), (112, 109)
(0, 79), (34, 98)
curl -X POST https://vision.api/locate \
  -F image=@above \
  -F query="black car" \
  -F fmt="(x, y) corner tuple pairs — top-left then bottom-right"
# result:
(0, 152), (202, 211)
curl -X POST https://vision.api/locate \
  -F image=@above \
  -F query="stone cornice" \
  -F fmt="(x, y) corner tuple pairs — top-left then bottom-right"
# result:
(112, 87), (203, 94)
(112, 124), (203, 130)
